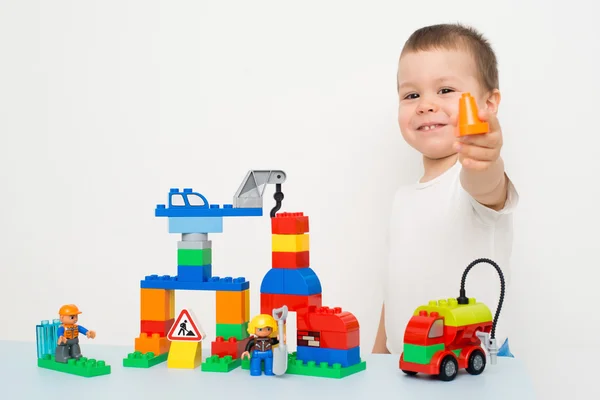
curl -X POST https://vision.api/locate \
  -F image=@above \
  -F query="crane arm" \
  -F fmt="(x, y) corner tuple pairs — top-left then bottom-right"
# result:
(233, 170), (286, 217)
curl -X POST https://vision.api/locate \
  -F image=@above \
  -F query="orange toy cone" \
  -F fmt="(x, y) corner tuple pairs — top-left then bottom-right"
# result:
(458, 92), (489, 136)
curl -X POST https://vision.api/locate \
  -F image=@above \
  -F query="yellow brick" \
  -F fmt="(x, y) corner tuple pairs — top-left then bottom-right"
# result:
(167, 341), (202, 369)
(272, 234), (309, 252)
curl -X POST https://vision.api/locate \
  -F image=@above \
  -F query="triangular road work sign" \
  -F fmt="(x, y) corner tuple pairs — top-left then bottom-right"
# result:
(167, 309), (205, 342)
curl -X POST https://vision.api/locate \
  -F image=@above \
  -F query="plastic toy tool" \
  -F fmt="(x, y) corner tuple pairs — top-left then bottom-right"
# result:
(458, 92), (489, 136)
(399, 258), (505, 381)
(272, 306), (288, 376)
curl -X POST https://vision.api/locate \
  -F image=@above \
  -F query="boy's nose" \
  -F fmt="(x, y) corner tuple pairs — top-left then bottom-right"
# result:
(416, 102), (439, 114)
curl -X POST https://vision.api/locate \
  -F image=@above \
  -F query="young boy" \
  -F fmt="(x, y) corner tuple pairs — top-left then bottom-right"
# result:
(372, 23), (519, 354)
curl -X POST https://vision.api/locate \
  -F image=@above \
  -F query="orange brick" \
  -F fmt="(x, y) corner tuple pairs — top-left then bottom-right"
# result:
(135, 333), (171, 355)
(216, 290), (248, 324)
(141, 288), (175, 321)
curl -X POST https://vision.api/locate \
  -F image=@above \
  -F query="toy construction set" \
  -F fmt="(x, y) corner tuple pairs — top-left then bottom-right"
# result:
(35, 94), (510, 382)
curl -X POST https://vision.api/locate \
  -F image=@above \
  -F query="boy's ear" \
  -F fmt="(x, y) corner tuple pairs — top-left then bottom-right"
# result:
(485, 89), (501, 113)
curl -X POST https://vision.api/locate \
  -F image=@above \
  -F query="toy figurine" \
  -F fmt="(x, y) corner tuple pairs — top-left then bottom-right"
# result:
(55, 304), (96, 363)
(241, 311), (287, 376)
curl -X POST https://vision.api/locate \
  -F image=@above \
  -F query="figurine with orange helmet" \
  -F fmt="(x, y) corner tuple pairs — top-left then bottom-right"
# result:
(241, 313), (284, 376)
(55, 304), (96, 363)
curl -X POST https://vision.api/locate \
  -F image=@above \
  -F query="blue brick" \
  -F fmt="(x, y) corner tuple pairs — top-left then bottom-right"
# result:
(177, 265), (212, 282)
(296, 346), (361, 368)
(141, 275), (249, 291)
(168, 217), (224, 233)
(156, 206), (263, 218)
(155, 188), (262, 218)
(260, 267), (321, 296)
(260, 269), (284, 294)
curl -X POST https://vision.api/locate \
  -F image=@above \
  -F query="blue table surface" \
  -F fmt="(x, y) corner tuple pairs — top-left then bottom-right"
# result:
(0, 340), (537, 400)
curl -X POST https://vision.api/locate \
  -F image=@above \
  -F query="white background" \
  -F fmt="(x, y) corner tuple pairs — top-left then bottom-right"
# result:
(1, 0), (598, 398)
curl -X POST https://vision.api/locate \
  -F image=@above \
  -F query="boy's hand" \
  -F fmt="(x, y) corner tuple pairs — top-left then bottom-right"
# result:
(453, 109), (503, 171)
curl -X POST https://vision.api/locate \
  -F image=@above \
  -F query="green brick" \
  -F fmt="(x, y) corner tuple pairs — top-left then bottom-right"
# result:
(37, 355), (111, 377)
(122, 351), (168, 368)
(201, 355), (241, 372)
(242, 352), (366, 379)
(402, 343), (445, 364)
(177, 249), (212, 266)
(216, 322), (249, 340)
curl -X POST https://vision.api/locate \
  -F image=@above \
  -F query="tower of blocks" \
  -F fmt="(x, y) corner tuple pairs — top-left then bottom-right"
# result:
(254, 212), (366, 378)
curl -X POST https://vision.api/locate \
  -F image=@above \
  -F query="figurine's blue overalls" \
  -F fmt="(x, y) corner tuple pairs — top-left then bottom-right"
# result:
(246, 337), (279, 376)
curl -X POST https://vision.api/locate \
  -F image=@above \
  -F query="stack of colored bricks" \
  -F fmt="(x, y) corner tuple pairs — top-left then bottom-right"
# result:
(260, 212), (363, 373)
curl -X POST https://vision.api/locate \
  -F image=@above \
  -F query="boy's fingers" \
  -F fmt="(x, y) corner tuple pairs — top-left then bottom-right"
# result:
(454, 142), (498, 161)
(460, 157), (492, 172)
(458, 131), (502, 149)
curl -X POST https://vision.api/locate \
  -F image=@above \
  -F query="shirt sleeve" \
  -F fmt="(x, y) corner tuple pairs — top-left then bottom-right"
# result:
(78, 325), (88, 334)
(467, 173), (519, 226)
(57, 326), (64, 336)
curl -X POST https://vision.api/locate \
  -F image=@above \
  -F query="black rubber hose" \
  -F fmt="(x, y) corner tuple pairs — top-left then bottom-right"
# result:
(456, 258), (505, 340)
(270, 184), (284, 218)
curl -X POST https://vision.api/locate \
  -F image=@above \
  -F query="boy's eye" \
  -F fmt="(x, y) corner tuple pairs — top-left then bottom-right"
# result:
(438, 88), (454, 94)
(403, 93), (419, 100)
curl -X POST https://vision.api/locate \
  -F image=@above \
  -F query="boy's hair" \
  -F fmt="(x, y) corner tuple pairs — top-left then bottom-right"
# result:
(399, 23), (499, 93)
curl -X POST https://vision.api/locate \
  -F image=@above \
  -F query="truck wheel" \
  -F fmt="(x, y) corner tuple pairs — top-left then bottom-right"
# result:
(402, 370), (418, 376)
(466, 349), (486, 375)
(438, 355), (458, 381)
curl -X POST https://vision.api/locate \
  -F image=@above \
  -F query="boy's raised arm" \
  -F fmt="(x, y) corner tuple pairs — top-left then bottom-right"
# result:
(454, 109), (509, 211)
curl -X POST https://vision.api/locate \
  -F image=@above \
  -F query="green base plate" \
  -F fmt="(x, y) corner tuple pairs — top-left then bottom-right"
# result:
(241, 352), (366, 378)
(201, 355), (241, 372)
(37, 355), (111, 377)
(123, 351), (168, 368)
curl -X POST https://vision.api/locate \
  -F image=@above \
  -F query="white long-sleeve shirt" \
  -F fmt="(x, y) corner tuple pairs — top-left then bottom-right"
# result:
(384, 161), (519, 353)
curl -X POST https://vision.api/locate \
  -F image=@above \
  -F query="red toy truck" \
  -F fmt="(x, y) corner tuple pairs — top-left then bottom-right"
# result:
(399, 297), (498, 381)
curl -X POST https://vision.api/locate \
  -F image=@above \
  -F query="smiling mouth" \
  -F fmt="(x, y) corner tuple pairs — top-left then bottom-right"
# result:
(418, 124), (447, 131)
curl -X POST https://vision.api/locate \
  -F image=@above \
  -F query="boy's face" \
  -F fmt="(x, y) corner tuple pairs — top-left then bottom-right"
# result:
(397, 48), (489, 160)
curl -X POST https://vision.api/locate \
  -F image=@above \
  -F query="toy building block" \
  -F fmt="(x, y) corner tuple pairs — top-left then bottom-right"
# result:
(319, 329), (360, 350)
(211, 336), (250, 358)
(201, 355), (241, 372)
(38, 355), (111, 377)
(36, 319), (60, 358)
(177, 265), (212, 282)
(216, 290), (249, 324)
(141, 319), (175, 337)
(123, 351), (169, 368)
(155, 188), (263, 218)
(242, 352), (367, 379)
(260, 293), (322, 315)
(260, 268), (322, 295)
(458, 92), (489, 136)
(272, 234), (309, 253)
(141, 275), (249, 291)
(271, 212), (309, 234)
(168, 217), (224, 234)
(177, 248), (212, 265)
(140, 288), (175, 321)
(135, 333), (171, 355)
(304, 306), (360, 332)
(216, 322), (249, 340)
(167, 341), (202, 369)
(272, 251), (310, 269)
(296, 346), (360, 367)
